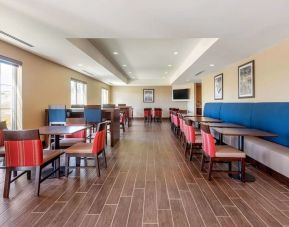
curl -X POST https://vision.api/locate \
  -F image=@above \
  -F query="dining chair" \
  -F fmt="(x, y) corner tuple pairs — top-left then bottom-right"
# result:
(144, 108), (152, 123)
(153, 108), (162, 122)
(172, 111), (180, 135)
(184, 119), (202, 160)
(48, 105), (66, 126)
(0, 121), (7, 169)
(55, 118), (87, 149)
(200, 124), (246, 181)
(120, 112), (125, 132)
(3, 129), (64, 198)
(65, 122), (107, 177)
(84, 105), (102, 133)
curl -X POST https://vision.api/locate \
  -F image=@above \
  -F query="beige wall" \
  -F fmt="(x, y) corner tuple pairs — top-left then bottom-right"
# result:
(0, 40), (110, 129)
(202, 39), (289, 105)
(111, 86), (188, 117)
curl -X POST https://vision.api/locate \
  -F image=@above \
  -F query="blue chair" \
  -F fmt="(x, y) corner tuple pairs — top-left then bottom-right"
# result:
(48, 105), (66, 126)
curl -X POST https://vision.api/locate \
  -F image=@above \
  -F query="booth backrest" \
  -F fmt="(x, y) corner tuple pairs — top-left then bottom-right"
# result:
(220, 103), (253, 127)
(203, 103), (222, 119)
(251, 102), (289, 147)
(204, 102), (289, 147)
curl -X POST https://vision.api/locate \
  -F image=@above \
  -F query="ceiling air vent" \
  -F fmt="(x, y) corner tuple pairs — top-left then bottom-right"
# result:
(82, 70), (95, 76)
(194, 70), (205, 76)
(0, 31), (34, 47)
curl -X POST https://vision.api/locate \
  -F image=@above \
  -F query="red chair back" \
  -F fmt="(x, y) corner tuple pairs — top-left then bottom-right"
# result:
(173, 114), (179, 127)
(201, 124), (216, 157)
(120, 112), (125, 124)
(0, 121), (7, 146)
(64, 123), (87, 139)
(144, 108), (152, 117)
(154, 108), (162, 118)
(92, 122), (107, 154)
(4, 130), (43, 167)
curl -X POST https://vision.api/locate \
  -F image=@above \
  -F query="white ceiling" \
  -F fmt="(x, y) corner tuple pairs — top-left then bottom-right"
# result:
(1, 0), (289, 86)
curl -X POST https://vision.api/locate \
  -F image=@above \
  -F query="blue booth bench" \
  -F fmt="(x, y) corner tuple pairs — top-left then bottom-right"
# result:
(204, 102), (289, 178)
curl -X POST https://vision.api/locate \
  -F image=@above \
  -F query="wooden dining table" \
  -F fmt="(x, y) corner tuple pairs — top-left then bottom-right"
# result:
(187, 116), (223, 123)
(211, 127), (277, 182)
(39, 125), (91, 149)
(205, 122), (244, 128)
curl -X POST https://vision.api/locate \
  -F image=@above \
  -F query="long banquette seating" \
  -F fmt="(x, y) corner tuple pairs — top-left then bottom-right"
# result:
(204, 102), (289, 178)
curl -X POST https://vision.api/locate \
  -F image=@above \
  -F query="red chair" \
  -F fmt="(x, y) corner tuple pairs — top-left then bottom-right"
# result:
(154, 108), (162, 122)
(3, 129), (63, 198)
(200, 124), (246, 181)
(65, 122), (107, 177)
(0, 121), (7, 168)
(172, 111), (180, 135)
(184, 119), (202, 160)
(55, 118), (87, 149)
(144, 108), (152, 123)
(120, 112), (125, 132)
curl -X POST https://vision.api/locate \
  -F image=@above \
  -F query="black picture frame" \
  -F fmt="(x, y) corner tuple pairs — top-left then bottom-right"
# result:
(238, 60), (255, 98)
(214, 73), (223, 100)
(143, 89), (154, 103)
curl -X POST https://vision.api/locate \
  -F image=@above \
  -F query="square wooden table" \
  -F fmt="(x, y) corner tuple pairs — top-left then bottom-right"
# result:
(205, 122), (244, 128)
(187, 116), (223, 123)
(211, 127), (277, 182)
(39, 125), (91, 149)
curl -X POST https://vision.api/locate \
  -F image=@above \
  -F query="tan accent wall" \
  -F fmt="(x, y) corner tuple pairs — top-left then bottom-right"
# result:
(111, 86), (188, 117)
(202, 39), (289, 105)
(0, 40), (110, 129)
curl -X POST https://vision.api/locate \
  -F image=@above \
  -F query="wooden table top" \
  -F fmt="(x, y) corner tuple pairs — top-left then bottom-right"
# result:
(187, 116), (222, 123)
(206, 122), (245, 128)
(39, 125), (90, 135)
(212, 127), (277, 137)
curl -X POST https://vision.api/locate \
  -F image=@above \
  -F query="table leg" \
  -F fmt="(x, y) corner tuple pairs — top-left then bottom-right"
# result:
(229, 135), (255, 182)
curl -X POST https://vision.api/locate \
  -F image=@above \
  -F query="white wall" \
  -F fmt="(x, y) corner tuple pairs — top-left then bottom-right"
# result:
(111, 86), (192, 117)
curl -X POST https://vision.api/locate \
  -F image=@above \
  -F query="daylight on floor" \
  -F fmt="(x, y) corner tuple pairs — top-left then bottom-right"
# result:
(1, 0), (289, 226)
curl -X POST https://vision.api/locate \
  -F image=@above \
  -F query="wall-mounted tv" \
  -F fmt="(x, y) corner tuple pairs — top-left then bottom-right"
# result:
(172, 88), (190, 101)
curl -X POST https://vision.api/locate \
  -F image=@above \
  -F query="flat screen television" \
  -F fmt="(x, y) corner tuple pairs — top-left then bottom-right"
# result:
(172, 89), (190, 101)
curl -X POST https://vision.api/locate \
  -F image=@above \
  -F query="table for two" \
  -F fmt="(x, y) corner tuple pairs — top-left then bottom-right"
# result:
(187, 117), (277, 182)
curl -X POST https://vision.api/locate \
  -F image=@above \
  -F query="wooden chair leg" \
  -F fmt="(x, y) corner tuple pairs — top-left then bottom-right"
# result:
(228, 162), (232, 172)
(95, 156), (100, 177)
(13, 171), (17, 177)
(56, 158), (60, 178)
(27, 170), (31, 180)
(201, 153), (205, 171)
(189, 144), (193, 161)
(241, 159), (246, 183)
(35, 166), (41, 196)
(208, 159), (214, 181)
(65, 155), (70, 177)
(3, 169), (12, 198)
(103, 150), (107, 168)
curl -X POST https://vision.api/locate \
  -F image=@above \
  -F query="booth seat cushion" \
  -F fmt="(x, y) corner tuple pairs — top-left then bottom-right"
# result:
(244, 136), (289, 178)
(203, 103), (222, 119)
(251, 102), (289, 147)
(220, 103), (253, 127)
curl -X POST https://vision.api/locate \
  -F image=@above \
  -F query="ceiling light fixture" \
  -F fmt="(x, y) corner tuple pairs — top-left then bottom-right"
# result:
(168, 64), (172, 67)
(113, 52), (119, 55)
(128, 72), (132, 74)
(122, 64), (127, 67)
(173, 51), (178, 55)
(209, 64), (215, 67)
(78, 64), (83, 67)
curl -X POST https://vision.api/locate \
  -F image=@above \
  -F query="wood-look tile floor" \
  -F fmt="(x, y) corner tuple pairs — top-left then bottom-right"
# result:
(1, 120), (289, 226)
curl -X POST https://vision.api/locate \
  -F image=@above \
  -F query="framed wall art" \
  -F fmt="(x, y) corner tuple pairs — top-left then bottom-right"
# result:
(214, 73), (223, 100)
(238, 60), (255, 98)
(143, 89), (154, 103)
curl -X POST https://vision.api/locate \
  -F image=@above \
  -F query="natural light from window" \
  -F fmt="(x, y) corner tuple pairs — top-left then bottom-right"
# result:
(101, 88), (109, 105)
(71, 79), (87, 106)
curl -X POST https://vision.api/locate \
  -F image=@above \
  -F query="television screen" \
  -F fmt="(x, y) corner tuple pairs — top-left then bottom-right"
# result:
(173, 89), (189, 100)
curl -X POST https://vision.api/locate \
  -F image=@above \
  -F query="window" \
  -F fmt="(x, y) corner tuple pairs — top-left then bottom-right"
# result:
(101, 88), (109, 105)
(0, 57), (21, 129)
(71, 79), (87, 107)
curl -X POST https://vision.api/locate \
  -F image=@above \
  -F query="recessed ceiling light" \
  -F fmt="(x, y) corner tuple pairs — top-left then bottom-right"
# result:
(173, 51), (178, 55)
(122, 64), (127, 67)
(128, 72), (132, 74)
(168, 64), (172, 67)
(78, 64), (83, 67)
(209, 64), (215, 67)
(113, 52), (119, 55)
